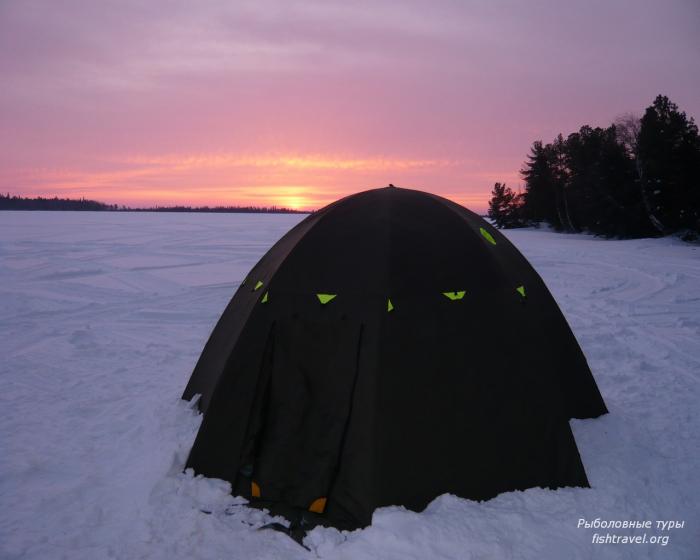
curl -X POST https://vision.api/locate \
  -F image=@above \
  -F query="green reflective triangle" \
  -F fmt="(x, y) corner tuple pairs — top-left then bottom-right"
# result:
(253, 280), (264, 291)
(387, 298), (394, 312)
(443, 290), (466, 301)
(261, 291), (269, 303)
(480, 227), (497, 245)
(316, 293), (337, 305)
(516, 285), (526, 297)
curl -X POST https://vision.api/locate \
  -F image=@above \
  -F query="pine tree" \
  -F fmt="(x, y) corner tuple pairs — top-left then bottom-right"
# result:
(515, 94), (698, 240)
(565, 125), (652, 237)
(487, 183), (525, 228)
(550, 134), (576, 232)
(520, 141), (561, 228)
(637, 95), (700, 235)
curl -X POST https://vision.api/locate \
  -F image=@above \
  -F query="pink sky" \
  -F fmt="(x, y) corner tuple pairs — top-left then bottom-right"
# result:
(1, 1), (698, 212)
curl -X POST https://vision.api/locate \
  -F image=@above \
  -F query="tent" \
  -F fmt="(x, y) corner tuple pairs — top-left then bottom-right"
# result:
(182, 185), (607, 534)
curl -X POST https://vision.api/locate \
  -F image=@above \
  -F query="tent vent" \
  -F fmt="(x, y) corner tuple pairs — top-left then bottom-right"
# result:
(480, 227), (497, 245)
(443, 291), (466, 301)
(251, 481), (261, 498)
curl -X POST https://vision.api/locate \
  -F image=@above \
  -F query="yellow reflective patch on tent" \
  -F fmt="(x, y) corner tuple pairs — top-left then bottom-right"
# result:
(516, 285), (526, 297)
(443, 291), (466, 300)
(387, 298), (394, 312)
(253, 280), (264, 291)
(317, 293), (337, 304)
(251, 481), (261, 498)
(480, 227), (497, 245)
(261, 291), (269, 303)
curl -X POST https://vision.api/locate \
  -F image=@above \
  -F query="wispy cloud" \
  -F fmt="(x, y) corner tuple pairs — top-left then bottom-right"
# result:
(125, 153), (461, 171)
(3, 152), (472, 209)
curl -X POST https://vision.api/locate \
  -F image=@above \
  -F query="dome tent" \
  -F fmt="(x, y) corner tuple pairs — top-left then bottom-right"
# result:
(182, 185), (607, 535)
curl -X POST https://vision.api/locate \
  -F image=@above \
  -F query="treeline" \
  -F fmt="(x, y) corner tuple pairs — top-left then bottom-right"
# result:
(128, 205), (305, 213)
(0, 194), (119, 211)
(0, 194), (305, 214)
(488, 95), (700, 239)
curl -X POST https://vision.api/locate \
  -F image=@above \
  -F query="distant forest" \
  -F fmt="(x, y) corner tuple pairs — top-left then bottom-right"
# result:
(0, 194), (306, 214)
(488, 95), (700, 240)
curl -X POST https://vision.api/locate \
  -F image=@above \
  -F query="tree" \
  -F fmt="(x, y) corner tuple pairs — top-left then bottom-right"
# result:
(550, 134), (576, 232)
(565, 125), (652, 237)
(614, 112), (663, 233)
(487, 183), (525, 228)
(614, 113), (641, 157)
(513, 95), (699, 239)
(637, 95), (700, 235)
(520, 141), (561, 228)
(520, 139), (575, 232)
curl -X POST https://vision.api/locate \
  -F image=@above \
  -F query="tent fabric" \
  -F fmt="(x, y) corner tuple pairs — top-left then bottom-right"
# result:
(182, 186), (607, 530)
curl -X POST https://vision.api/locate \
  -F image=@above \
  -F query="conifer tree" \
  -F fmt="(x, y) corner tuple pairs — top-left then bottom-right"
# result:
(520, 141), (560, 228)
(637, 95), (700, 235)
(550, 134), (576, 232)
(565, 125), (651, 237)
(487, 183), (525, 228)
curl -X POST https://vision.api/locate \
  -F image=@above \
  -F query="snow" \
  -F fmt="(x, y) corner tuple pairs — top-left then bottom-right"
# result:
(1, 211), (699, 560)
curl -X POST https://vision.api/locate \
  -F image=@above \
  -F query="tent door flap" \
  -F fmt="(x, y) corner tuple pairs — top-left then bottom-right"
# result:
(248, 317), (362, 509)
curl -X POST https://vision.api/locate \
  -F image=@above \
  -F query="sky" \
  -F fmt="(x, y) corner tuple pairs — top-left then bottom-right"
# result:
(1, 0), (698, 212)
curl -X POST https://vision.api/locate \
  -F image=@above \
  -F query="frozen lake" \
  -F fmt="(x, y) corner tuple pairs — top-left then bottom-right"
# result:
(1, 211), (699, 559)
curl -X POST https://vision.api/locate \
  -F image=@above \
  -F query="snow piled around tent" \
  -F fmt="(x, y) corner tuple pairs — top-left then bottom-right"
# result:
(1, 211), (698, 560)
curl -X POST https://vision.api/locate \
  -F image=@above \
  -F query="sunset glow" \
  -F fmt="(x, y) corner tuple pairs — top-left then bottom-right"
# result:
(1, 1), (698, 212)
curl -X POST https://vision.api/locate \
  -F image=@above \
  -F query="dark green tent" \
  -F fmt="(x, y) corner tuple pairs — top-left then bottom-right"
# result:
(182, 186), (606, 533)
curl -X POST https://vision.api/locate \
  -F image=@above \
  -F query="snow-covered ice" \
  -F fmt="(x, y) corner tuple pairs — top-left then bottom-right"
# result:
(1, 211), (698, 559)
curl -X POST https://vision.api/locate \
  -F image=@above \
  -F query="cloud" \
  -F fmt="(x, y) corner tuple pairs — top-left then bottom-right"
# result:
(124, 152), (461, 171)
(0, 0), (474, 97)
(1, 0), (698, 210)
(1, 150), (502, 210)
